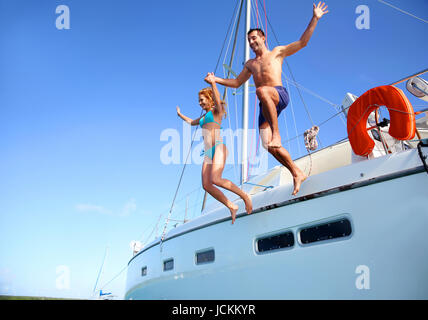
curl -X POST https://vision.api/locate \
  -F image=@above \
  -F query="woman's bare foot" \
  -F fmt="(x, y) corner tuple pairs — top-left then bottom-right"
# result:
(292, 172), (307, 196)
(229, 203), (239, 224)
(242, 192), (253, 214)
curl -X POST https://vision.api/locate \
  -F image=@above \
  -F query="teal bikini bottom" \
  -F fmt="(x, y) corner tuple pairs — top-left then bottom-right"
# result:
(201, 140), (224, 160)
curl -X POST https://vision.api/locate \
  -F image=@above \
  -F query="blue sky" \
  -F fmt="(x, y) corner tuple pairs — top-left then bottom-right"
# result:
(0, 0), (427, 299)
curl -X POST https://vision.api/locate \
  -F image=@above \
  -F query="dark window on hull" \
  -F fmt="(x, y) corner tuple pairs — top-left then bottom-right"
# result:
(141, 266), (147, 276)
(196, 249), (215, 264)
(257, 231), (294, 253)
(163, 259), (174, 271)
(300, 218), (352, 244)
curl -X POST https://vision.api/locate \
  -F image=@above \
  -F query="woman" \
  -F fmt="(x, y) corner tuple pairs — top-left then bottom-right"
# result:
(176, 73), (252, 224)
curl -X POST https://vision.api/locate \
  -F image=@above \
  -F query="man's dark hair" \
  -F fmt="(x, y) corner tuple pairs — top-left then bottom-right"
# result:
(247, 28), (265, 37)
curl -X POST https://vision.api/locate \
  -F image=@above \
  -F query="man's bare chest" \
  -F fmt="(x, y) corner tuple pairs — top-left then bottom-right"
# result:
(248, 57), (281, 75)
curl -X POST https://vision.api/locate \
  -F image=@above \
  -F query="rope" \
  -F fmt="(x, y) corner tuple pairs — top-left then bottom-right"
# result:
(304, 125), (320, 151)
(303, 126), (319, 177)
(306, 151), (314, 177)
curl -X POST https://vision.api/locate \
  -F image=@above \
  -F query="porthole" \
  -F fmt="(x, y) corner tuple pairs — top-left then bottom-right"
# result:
(163, 259), (174, 271)
(196, 249), (215, 264)
(256, 231), (294, 253)
(141, 266), (147, 276)
(300, 218), (352, 245)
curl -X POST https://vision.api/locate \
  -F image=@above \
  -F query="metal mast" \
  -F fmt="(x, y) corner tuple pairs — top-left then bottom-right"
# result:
(241, 0), (251, 184)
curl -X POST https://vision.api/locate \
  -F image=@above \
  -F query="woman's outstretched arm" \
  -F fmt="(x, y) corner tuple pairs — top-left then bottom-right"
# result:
(176, 106), (203, 126)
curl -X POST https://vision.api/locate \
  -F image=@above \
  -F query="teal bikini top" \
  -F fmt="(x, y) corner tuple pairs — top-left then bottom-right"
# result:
(199, 110), (222, 128)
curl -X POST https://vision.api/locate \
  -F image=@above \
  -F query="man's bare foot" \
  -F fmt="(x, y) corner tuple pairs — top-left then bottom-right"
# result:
(242, 192), (253, 214)
(229, 204), (239, 224)
(268, 133), (282, 148)
(292, 172), (307, 196)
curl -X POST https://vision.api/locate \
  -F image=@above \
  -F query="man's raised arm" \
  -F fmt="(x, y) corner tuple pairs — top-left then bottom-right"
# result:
(208, 65), (252, 89)
(277, 1), (328, 58)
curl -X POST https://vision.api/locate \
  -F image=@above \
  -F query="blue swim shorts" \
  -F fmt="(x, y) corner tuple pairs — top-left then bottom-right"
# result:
(258, 86), (289, 127)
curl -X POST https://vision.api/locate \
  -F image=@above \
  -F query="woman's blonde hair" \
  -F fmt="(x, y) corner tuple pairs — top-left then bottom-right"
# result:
(198, 87), (215, 107)
(198, 87), (227, 118)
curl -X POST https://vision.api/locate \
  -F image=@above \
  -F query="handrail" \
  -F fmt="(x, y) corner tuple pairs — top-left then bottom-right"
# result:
(389, 68), (428, 86)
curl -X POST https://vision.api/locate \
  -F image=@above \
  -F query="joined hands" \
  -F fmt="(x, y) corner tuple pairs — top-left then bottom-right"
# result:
(204, 72), (216, 85)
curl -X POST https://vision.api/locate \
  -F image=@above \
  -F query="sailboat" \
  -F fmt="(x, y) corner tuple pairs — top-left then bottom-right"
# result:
(125, 0), (428, 299)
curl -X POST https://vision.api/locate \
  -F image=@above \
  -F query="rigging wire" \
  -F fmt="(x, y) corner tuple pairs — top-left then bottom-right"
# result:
(377, 0), (428, 24)
(283, 76), (347, 127)
(98, 264), (128, 294)
(92, 247), (108, 297)
(263, 0), (268, 47)
(255, 0), (259, 28)
(214, 0), (243, 74)
(285, 78), (303, 157)
(224, 89), (240, 184)
(160, 111), (202, 243)
(223, 0), (244, 70)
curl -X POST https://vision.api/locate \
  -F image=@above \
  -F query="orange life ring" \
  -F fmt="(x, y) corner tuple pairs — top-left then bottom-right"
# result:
(347, 85), (416, 156)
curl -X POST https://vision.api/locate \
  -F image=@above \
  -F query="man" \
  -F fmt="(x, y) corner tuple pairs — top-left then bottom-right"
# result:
(207, 2), (328, 195)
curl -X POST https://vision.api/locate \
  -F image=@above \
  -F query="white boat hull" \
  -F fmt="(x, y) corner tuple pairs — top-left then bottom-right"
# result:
(125, 146), (428, 299)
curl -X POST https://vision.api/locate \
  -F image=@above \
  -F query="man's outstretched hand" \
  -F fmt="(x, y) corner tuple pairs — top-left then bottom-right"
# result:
(313, 1), (328, 19)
